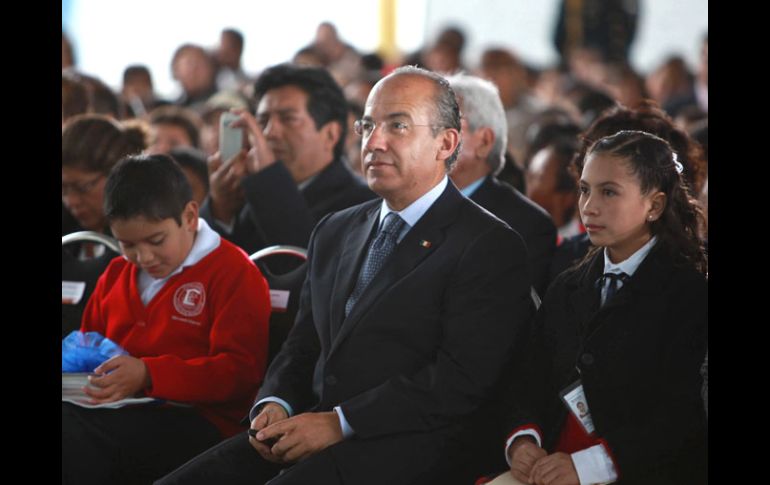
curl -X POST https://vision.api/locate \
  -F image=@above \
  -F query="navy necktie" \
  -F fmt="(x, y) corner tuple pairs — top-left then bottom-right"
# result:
(599, 272), (629, 305)
(345, 213), (406, 317)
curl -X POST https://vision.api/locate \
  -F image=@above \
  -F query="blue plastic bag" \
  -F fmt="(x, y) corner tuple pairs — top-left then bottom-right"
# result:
(62, 331), (128, 372)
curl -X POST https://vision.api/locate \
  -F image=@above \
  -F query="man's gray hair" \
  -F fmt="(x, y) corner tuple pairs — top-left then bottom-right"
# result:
(446, 72), (507, 175)
(387, 66), (462, 171)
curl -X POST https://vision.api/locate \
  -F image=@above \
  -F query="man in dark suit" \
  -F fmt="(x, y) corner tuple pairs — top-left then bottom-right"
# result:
(447, 73), (556, 296)
(200, 64), (374, 258)
(158, 66), (534, 485)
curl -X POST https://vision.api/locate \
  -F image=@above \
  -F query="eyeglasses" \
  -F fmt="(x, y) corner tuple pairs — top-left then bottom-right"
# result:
(353, 119), (438, 138)
(62, 174), (104, 196)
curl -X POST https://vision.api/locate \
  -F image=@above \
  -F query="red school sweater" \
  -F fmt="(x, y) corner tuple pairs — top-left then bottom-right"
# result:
(81, 238), (271, 437)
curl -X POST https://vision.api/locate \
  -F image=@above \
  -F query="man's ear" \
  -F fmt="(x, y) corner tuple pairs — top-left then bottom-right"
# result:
(436, 128), (461, 162)
(475, 127), (495, 161)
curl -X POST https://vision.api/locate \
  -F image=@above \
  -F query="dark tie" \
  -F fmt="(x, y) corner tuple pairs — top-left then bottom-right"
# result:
(599, 272), (629, 305)
(345, 212), (406, 317)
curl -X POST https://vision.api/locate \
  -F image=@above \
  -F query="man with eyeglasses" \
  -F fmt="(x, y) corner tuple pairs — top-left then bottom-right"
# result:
(62, 172), (113, 338)
(62, 173), (106, 238)
(200, 63), (374, 262)
(62, 114), (148, 337)
(159, 66), (534, 485)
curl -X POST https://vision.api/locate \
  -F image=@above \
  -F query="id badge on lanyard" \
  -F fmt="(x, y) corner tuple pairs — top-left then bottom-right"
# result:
(559, 379), (595, 435)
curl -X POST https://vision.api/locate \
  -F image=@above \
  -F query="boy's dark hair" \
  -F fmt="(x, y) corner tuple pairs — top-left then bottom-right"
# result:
(104, 154), (193, 225)
(254, 63), (347, 159)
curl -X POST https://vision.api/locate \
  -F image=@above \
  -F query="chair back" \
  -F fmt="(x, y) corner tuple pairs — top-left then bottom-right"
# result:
(250, 245), (308, 364)
(61, 231), (120, 338)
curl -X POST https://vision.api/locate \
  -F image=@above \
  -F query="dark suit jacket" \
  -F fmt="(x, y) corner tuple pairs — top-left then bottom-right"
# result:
(200, 157), (375, 257)
(548, 232), (592, 284)
(470, 175), (557, 296)
(505, 244), (708, 484)
(255, 182), (535, 484)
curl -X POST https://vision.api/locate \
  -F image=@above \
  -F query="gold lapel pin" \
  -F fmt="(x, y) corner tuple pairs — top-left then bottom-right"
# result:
(420, 240), (432, 248)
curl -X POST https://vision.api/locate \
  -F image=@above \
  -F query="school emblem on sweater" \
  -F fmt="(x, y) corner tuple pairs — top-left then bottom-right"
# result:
(173, 282), (206, 317)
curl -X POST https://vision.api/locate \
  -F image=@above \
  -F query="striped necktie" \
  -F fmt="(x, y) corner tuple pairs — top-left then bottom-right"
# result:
(345, 213), (406, 317)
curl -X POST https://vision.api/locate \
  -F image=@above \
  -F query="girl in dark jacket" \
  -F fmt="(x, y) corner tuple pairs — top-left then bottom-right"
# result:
(501, 130), (707, 485)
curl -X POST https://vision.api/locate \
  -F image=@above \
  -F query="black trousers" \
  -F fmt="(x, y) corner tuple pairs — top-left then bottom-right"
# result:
(156, 431), (357, 485)
(155, 425), (488, 485)
(62, 402), (222, 485)
(155, 424), (505, 485)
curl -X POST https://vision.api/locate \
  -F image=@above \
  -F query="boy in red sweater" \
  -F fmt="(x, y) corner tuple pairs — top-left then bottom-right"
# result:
(62, 154), (271, 485)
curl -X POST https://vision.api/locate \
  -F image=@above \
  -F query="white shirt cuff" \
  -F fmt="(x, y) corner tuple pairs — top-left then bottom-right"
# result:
(504, 428), (542, 466)
(333, 406), (355, 439)
(571, 444), (618, 484)
(254, 397), (294, 418)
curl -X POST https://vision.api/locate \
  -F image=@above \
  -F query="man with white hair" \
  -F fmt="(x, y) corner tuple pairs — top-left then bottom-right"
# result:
(447, 73), (556, 295)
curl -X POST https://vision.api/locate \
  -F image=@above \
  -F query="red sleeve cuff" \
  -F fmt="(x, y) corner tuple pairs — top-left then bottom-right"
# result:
(506, 423), (543, 444)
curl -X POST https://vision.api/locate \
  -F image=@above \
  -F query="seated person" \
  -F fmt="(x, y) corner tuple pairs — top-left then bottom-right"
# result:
(157, 65), (534, 485)
(169, 146), (210, 205)
(62, 114), (149, 337)
(62, 154), (271, 485)
(146, 104), (203, 155)
(446, 73), (556, 297)
(526, 140), (584, 245)
(494, 131), (707, 485)
(546, 100), (707, 285)
(201, 64), (375, 264)
(62, 114), (149, 255)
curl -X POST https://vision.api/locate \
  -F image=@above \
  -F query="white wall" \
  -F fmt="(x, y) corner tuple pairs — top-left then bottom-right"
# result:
(63, 0), (706, 100)
(424, 0), (707, 71)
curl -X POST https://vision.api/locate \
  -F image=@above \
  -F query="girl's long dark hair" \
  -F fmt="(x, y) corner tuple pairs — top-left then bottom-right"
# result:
(576, 130), (707, 275)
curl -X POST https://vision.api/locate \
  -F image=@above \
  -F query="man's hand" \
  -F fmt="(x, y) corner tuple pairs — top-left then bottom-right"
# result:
(509, 436), (547, 483)
(228, 109), (277, 174)
(256, 411), (343, 464)
(83, 355), (150, 404)
(208, 150), (247, 223)
(248, 403), (289, 463)
(529, 452), (579, 485)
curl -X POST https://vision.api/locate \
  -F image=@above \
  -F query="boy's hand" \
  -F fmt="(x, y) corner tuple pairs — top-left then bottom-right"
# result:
(83, 355), (151, 403)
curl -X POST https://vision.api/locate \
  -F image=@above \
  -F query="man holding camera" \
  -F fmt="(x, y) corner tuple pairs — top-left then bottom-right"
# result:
(201, 64), (374, 256)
